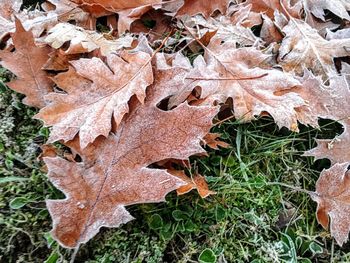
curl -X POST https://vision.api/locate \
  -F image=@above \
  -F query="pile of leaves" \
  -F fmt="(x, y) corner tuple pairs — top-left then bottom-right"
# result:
(1, 0), (350, 258)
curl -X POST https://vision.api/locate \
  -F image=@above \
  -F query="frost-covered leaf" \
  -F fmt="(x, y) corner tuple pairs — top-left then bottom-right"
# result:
(278, 20), (350, 78)
(304, 0), (350, 21)
(45, 66), (218, 248)
(176, 0), (231, 18)
(45, 23), (133, 55)
(0, 0), (22, 20)
(304, 76), (350, 164)
(0, 19), (53, 108)
(312, 163), (350, 246)
(36, 49), (153, 148)
(175, 37), (305, 131)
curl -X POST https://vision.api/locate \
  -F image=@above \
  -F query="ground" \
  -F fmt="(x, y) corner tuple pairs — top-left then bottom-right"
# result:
(1, 1), (350, 262)
(1, 65), (350, 263)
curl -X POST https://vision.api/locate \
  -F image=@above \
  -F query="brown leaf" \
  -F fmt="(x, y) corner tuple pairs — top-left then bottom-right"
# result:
(244, 0), (301, 20)
(176, 0), (231, 18)
(203, 133), (230, 150)
(304, 0), (350, 21)
(45, 23), (133, 56)
(260, 14), (283, 44)
(117, 6), (152, 34)
(42, 0), (94, 29)
(312, 163), (350, 246)
(45, 66), (218, 248)
(281, 70), (337, 128)
(130, 10), (172, 42)
(172, 170), (216, 198)
(176, 37), (305, 131)
(38, 144), (58, 161)
(42, 50), (81, 71)
(278, 20), (350, 78)
(232, 0), (301, 27)
(0, 1), (57, 43)
(0, 19), (53, 108)
(0, 0), (21, 20)
(184, 15), (261, 47)
(36, 48), (153, 148)
(78, 0), (161, 12)
(304, 76), (350, 164)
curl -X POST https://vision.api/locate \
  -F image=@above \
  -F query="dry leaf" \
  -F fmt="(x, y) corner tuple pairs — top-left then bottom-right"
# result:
(304, 76), (350, 164)
(278, 20), (350, 78)
(172, 170), (216, 198)
(117, 5), (152, 34)
(45, 66), (218, 248)
(304, 0), (350, 21)
(185, 15), (261, 47)
(312, 163), (350, 246)
(232, 0), (302, 27)
(36, 48), (153, 148)
(45, 23), (133, 56)
(0, 0), (22, 20)
(176, 0), (231, 18)
(42, 50), (81, 71)
(42, 0), (93, 28)
(0, 19), (53, 108)
(177, 37), (305, 131)
(203, 133), (230, 150)
(78, 0), (161, 12)
(244, 0), (302, 20)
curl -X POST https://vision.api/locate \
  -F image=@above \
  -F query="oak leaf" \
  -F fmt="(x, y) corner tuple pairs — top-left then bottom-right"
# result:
(176, 0), (231, 18)
(42, 0), (92, 28)
(45, 66), (218, 248)
(78, 0), (161, 12)
(304, 76), (350, 164)
(0, 0), (22, 20)
(0, 19), (53, 108)
(117, 6), (152, 34)
(0, 5), (59, 42)
(278, 20), (350, 78)
(304, 0), (350, 21)
(175, 37), (305, 131)
(203, 133), (230, 150)
(231, 0), (301, 27)
(42, 50), (81, 71)
(36, 48), (153, 148)
(184, 15), (261, 47)
(45, 23), (133, 56)
(172, 170), (216, 198)
(312, 163), (350, 246)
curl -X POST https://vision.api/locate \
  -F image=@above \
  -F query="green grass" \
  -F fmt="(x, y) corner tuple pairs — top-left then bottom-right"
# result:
(1, 67), (350, 263)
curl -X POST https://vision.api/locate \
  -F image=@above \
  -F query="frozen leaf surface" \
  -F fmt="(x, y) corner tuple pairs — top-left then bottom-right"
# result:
(45, 67), (218, 248)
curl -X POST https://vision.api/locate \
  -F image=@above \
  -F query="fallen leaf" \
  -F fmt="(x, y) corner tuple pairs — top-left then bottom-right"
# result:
(312, 163), (350, 246)
(173, 170), (216, 198)
(0, 19), (53, 108)
(176, 36), (305, 131)
(42, 50), (81, 71)
(184, 15), (261, 47)
(36, 48), (153, 148)
(78, 0), (161, 12)
(203, 133), (230, 150)
(304, 0), (350, 21)
(42, 0), (93, 28)
(304, 76), (350, 164)
(117, 6), (152, 34)
(278, 20), (350, 78)
(45, 66), (218, 248)
(176, 0), (231, 18)
(45, 23), (133, 56)
(0, 0), (22, 20)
